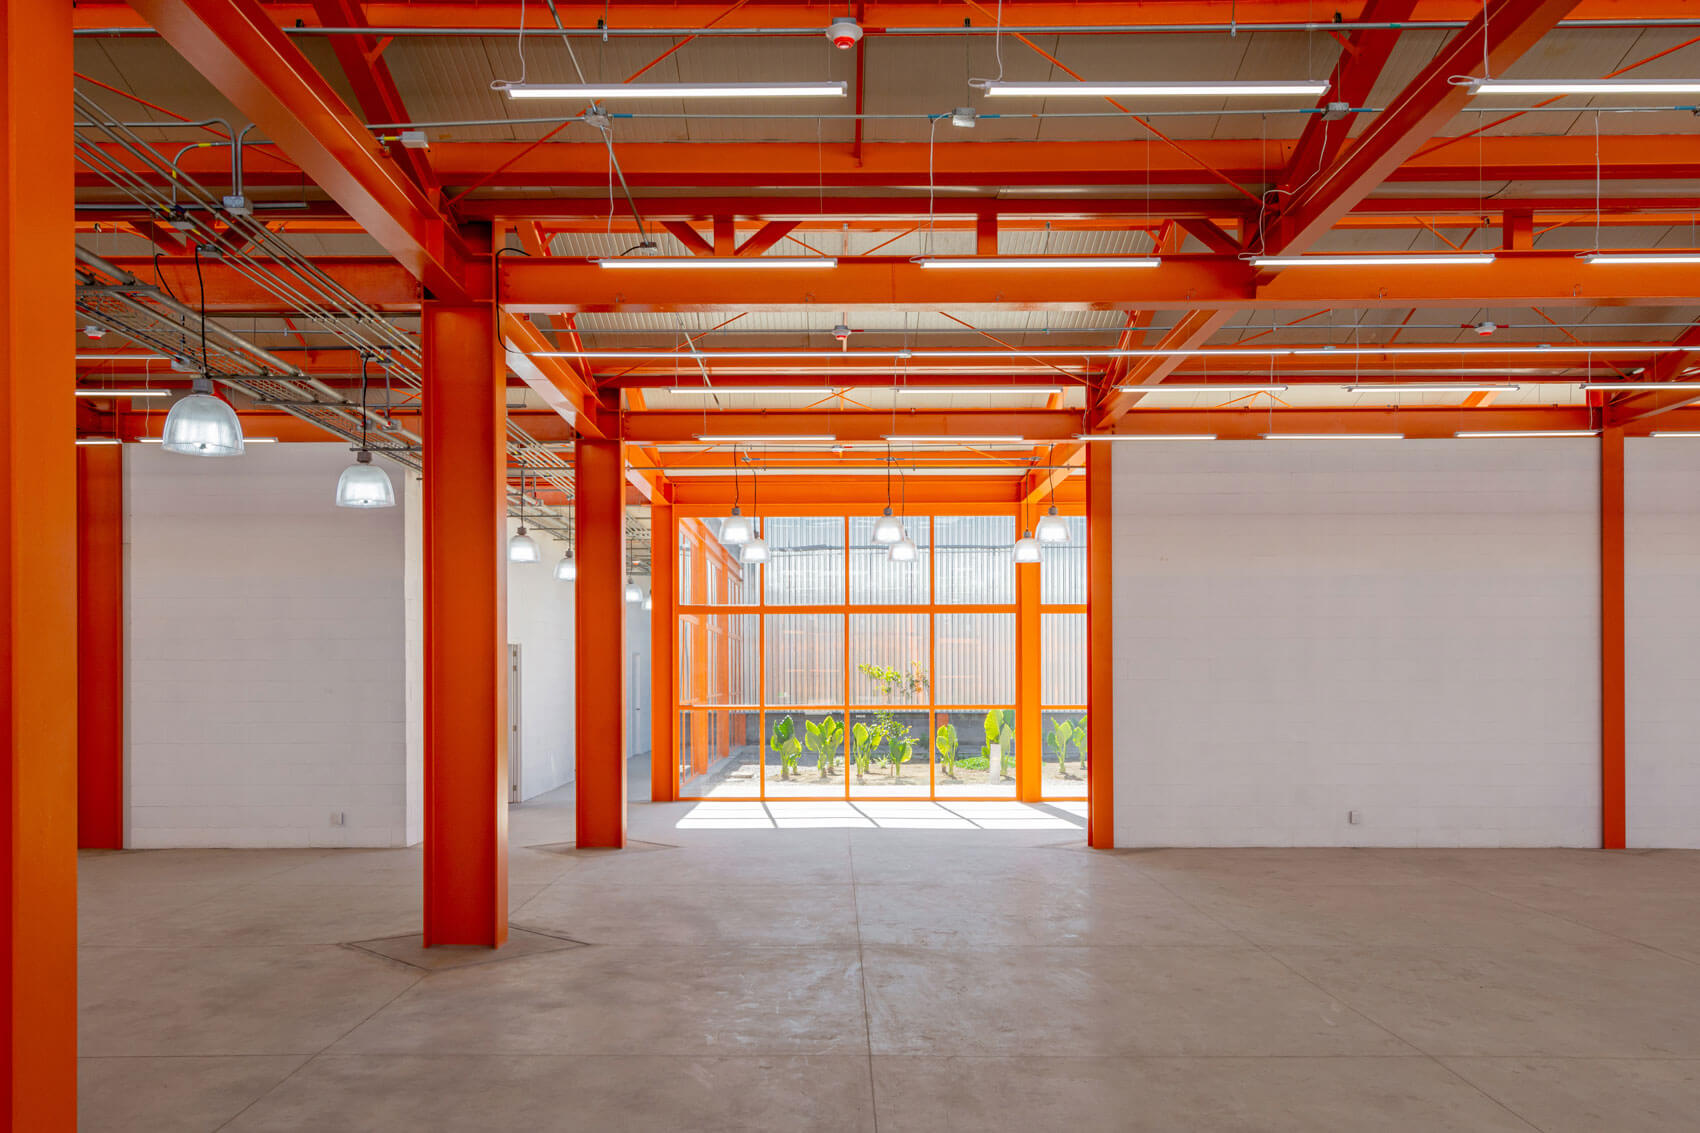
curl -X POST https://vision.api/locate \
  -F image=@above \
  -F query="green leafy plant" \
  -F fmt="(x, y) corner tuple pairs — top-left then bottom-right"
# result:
(887, 731), (913, 779)
(851, 721), (876, 781)
(857, 659), (930, 783)
(934, 723), (960, 778)
(1073, 715), (1088, 770)
(770, 714), (803, 780)
(805, 717), (844, 777)
(980, 709), (1001, 764)
(999, 720), (1016, 778)
(1047, 718), (1076, 776)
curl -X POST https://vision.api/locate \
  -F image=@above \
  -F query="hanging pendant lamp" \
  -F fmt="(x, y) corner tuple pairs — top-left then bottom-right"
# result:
(888, 467), (917, 560)
(162, 247), (245, 457)
(1035, 505), (1070, 543)
(335, 355), (396, 507)
(554, 549), (577, 580)
(721, 445), (754, 544)
(508, 465), (541, 562)
(625, 577), (644, 602)
(1013, 529), (1042, 563)
(871, 446), (907, 543)
(740, 456), (769, 563)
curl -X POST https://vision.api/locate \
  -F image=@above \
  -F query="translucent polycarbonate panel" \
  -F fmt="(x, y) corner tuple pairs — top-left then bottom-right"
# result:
(699, 614), (759, 706)
(847, 710), (931, 792)
(763, 613), (844, 706)
(763, 517), (845, 605)
(334, 460), (395, 508)
(1040, 708), (1090, 793)
(1039, 516), (1089, 604)
(679, 708), (763, 797)
(849, 614), (930, 706)
(161, 390), (244, 456)
(678, 518), (757, 605)
(932, 707), (1017, 797)
(762, 710), (848, 797)
(934, 612), (1015, 705)
(935, 515), (1015, 604)
(849, 516), (930, 605)
(1041, 612), (1086, 706)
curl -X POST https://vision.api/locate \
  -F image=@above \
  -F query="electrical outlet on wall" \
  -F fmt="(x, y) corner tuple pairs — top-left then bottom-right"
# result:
(330, 811), (346, 827)
(1348, 810), (1362, 825)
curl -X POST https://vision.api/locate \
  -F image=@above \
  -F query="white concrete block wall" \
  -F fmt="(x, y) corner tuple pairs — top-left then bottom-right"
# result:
(403, 469), (424, 844)
(506, 518), (576, 800)
(1626, 438), (1700, 848)
(626, 583), (653, 757)
(1111, 440), (1600, 847)
(126, 444), (410, 847)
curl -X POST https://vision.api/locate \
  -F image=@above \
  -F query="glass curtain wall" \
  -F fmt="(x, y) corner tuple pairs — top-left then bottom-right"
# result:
(1039, 516), (1088, 800)
(675, 513), (1029, 801)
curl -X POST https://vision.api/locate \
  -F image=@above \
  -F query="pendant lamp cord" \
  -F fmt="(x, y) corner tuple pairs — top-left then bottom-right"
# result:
(192, 243), (209, 378)
(358, 353), (370, 452)
(732, 444), (740, 509)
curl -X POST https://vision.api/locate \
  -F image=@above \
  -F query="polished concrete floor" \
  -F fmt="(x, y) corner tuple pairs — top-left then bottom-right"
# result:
(80, 788), (1700, 1131)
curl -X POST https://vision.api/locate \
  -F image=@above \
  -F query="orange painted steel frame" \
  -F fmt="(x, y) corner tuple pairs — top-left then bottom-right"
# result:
(3, 0), (79, 1123)
(575, 436), (629, 847)
(671, 503), (1088, 806)
(650, 500), (678, 802)
(1086, 445), (1115, 849)
(1600, 428), (1627, 850)
(422, 303), (509, 948)
(78, 448), (125, 850)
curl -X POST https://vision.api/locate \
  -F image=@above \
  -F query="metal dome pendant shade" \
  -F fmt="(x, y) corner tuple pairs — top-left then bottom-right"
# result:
(162, 376), (245, 456)
(335, 451), (395, 508)
(555, 553), (577, 581)
(1035, 505), (1070, 543)
(721, 448), (753, 543)
(1013, 529), (1042, 562)
(508, 464), (541, 562)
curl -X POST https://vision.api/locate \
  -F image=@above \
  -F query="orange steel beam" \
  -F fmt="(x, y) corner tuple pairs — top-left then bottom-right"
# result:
(736, 221), (801, 258)
(1603, 321), (1700, 424)
(1600, 425), (1626, 849)
(1015, 496), (1042, 803)
(77, 447), (125, 851)
(309, 0), (436, 193)
(625, 409), (1081, 443)
(1085, 441), (1114, 849)
(422, 302), (509, 948)
(497, 309), (607, 439)
(503, 253), (1700, 315)
(1263, 0), (1582, 254)
(129, 0), (474, 300)
(94, 134), (1700, 192)
(2, 0), (78, 1121)
(1281, 0), (1418, 188)
(93, 255), (421, 312)
(68, 1), (1700, 32)
(1175, 217), (1240, 256)
(650, 500), (677, 803)
(575, 435), (630, 847)
(662, 221), (714, 257)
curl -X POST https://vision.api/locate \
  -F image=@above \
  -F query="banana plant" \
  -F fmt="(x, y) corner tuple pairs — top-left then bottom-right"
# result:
(851, 721), (875, 781)
(998, 719), (1016, 779)
(934, 723), (960, 778)
(806, 717), (844, 777)
(980, 709), (1001, 763)
(770, 714), (803, 780)
(888, 732), (912, 779)
(1047, 719), (1075, 776)
(1073, 715), (1088, 770)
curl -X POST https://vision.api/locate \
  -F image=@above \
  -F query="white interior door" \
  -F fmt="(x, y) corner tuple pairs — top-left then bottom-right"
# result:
(508, 643), (522, 803)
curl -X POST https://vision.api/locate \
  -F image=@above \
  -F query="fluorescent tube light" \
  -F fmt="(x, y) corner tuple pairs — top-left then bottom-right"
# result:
(74, 387), (171, 398)
(884, 434), (1030, 444)
(75, 438), (122, 446)
(1650, 432), (1700, 437)
(916, 256), (1161, 269)
(1583, 253), (1700, 264)
(536, 343), (1652, 362)
(1262, 433), (1405, 440)
(1252, 254), (1496, 267)
(1076, 433), (1218, 441)
(598, 256), (836, 269)
(981, 80), (1330, 98)
(694, 434), (838, 443)
(505, 81), (847, 100)
(139, 435), (278, 444)
(1346, 383), (1521, 393)
(1455, 430), (1599, 438)
(1470, 78), (1700, 95)
(1120, 383), (1288, 393)
(1581, 382), (1700, 391)
(659, 385), (1067, 396)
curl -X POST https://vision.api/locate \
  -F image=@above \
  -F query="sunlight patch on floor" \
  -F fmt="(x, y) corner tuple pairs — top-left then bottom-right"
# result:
(674, 800), (1085, 831)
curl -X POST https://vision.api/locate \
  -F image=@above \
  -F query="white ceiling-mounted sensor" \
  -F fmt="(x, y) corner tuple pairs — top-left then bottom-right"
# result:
(398, 130), (430, 150)
(1472, 321), (1498, 336)
(83, 324), (106, 339)
(833, 323), (852, 343)
(827, 16), (863, 49)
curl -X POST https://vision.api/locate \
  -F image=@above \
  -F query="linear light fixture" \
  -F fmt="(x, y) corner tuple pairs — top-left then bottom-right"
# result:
(1583, 253), (1700, 265)
(138, 435), (278, 444)
(1262, 433), (1405, 440)
(1251, 254), (1496, 267)
(1581, 382), (1700, 391)
(1076, 433), (1218, 441)
(915, 256), (1161, 269)
(74, 438), (122, 446)
(695, 434), (838, 443)
(1469, 78), (1700, 95)
(1455, 430), (1600, 438)
(1650, 432), (1700, 437)
(1345, 383), (1522, 393)
(539, 343), (1645, 362)
(505, 81), (847, 100)
(74, 387), (171, 398)
(597, 256), (837, 269)
(980, 80), (1330, 99)
(660, 385), (1067, 395)
(1119, 383), (1288, 393)
(884, 434), (1031, 444)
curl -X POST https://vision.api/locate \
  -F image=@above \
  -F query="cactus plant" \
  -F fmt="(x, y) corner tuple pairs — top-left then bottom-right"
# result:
(935, 723), (960, 777)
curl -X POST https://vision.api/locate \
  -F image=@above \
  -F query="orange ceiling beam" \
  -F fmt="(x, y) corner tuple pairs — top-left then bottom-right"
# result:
(129, 0), (474, 300)
(624, 409), (1082, 443)
(1281, 0), (1418, 186)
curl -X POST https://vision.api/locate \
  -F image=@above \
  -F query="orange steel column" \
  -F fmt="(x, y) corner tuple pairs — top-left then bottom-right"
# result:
(1085, 443), (1115, 849)
(575, 433), (628, 846)
(78, 447), (125, 850)
(1016, 501), (1043, 802)
(1600, 426), (1627, 849)
(422, 302), (508, 947)
(650, 499), (677, 802)
(2, 0), (78, 1122)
